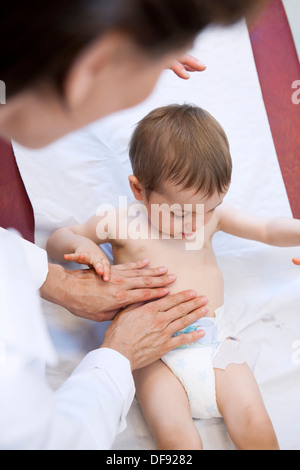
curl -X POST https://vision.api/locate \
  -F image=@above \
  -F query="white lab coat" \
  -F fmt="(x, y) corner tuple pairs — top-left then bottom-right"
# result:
(0, 228), (135, 450)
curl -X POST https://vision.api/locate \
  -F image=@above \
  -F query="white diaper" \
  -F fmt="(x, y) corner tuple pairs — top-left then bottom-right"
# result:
(162, 306), (246, 420)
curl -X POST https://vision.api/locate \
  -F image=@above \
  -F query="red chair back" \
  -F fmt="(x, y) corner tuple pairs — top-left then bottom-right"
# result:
(249, 0), (300, 218)
(0, 138), (35, 243)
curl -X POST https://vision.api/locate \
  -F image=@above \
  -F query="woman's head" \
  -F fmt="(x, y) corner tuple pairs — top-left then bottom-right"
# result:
(0, 0), (265, 99)
(0, 0), (266, 147)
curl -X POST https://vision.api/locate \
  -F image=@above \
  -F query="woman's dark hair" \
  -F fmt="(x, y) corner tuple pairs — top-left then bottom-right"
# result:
(1, 0), (264, 98)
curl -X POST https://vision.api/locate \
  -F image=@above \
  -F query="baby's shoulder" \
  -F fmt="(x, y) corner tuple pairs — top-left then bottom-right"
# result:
(206, 210), (222, 239)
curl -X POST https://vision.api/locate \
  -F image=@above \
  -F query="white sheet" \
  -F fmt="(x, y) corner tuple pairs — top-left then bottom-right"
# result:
(13, 20), (300, 450)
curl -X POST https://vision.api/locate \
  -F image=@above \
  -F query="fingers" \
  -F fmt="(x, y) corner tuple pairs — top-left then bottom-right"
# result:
(113, 260), (171, 278)
(293, 258), (300, 266)
(161, 297), (209, 352)
(167, 307), (209, 341)
(170, 55), (206, 79)
(64, 253), (89, 264)
(64, 253), (111, 281)
(124, 287), (172, 305)
(179, 54), (207, 72)
(155, 290), (203, 313)
(168, 329), (206, 351)
(171, 60), (191, 79)
(123, 289), (208, 322)
(114, 259), (150, 271)
(164, 297), (209, 329)
(100, 257), (111, 282)
(119, 286), (201, 309)
(117, 266), (169, 278)
(123, 273), (176, 292)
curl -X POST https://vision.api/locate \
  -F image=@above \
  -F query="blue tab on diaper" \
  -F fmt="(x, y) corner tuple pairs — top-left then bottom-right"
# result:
(173, 318), (218, 350)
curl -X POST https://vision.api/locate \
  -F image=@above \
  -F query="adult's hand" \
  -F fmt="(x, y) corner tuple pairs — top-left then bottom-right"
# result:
(170, 54), (206, 80)
(40, 260), (177, 322)
(102, 290), (209, 371)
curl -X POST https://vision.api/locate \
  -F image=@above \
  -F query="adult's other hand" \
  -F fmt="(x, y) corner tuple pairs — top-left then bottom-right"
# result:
(40, 260), (177, 322)
(102, 290), (209, 371)
(170, 54), (206, 79)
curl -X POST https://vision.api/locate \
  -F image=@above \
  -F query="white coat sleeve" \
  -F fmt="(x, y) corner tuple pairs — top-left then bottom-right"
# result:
(0, 349), (135, 450)
(0, 229), (135, 450)
(0, 227), (48, 290)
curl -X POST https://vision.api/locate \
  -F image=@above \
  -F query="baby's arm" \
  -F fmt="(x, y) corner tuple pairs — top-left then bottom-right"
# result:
(47, 213), (115, 281)
(217, 204), (300, 247)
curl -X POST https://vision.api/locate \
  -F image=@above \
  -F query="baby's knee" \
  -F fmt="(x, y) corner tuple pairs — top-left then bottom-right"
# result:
(244, 404), (273, 430)
(242, 405), (279, 449)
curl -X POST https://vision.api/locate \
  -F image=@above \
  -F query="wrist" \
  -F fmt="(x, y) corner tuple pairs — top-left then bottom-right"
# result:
(101, 341), (134, 371)
(40, 263), (69, 307)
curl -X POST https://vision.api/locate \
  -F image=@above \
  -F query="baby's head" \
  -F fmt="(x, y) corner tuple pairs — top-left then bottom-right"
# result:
(129, 104), (232, 238)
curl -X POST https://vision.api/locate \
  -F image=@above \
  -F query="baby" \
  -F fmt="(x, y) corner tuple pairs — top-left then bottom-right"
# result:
(47, 104), (300, 450)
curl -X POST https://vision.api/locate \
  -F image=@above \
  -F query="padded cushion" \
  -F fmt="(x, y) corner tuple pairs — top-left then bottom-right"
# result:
(249, 0), (300, 218)
(0, 138), (35, 242)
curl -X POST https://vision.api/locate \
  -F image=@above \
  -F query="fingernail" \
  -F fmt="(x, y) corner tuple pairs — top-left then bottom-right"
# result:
(163, 288), (170, 294)
(159, 267), (168, 273)
(189, 290), (197, 297)
(168, 274), (176, 281)
(197, 59), (206, 67)
(202, 307), (209, 315)
(201, 296), (209, 304)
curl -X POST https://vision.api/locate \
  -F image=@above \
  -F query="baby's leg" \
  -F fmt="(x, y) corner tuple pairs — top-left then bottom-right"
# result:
(134, 360), (202, 450)
(215, 363), (279, 450)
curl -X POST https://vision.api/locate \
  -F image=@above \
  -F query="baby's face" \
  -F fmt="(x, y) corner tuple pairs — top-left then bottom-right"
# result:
(145, 183), (227, 239)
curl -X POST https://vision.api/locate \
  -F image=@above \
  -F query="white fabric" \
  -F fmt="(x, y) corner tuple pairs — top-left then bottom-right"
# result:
(13, 20), (300, 450)
(0, 229), (135, 450)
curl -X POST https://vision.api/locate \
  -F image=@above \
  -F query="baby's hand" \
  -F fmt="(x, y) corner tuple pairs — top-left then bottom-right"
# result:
(293, 258), (300, 266)
(64, 244), (111, 281)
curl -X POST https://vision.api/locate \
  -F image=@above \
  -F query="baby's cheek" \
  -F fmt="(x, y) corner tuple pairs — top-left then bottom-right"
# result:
(161, 217), (179, 238)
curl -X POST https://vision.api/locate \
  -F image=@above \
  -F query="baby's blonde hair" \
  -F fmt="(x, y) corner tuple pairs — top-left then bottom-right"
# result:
(129, 104), (232, 198)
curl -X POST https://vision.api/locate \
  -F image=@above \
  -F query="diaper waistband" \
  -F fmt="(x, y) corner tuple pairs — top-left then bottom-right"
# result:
(173, 318), (218, 350)
(172, 305), (233, 350)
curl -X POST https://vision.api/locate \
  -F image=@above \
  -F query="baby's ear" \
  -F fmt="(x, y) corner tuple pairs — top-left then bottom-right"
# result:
(128, 175), (144, 201)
